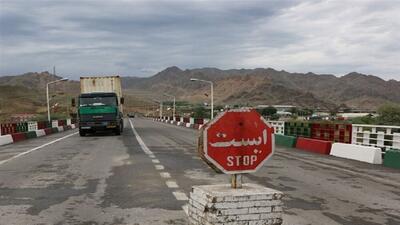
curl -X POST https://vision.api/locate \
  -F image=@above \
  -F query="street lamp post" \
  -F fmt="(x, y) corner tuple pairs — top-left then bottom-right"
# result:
(163, 93), (176, 118)
(152, 99), (163, 119)
(190, 78), (214, 119)
(47, 78), (68, 122)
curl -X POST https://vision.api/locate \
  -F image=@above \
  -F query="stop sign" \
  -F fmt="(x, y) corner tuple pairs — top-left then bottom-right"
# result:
(203, 109), (274, 174)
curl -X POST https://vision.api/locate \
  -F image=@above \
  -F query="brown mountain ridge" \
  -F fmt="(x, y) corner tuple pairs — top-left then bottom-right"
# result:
(1, 68), (399, 117)
(121, 67), (400, 110)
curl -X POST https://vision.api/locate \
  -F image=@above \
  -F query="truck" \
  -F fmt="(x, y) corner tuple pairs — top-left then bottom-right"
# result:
(74, 76), (124, 136)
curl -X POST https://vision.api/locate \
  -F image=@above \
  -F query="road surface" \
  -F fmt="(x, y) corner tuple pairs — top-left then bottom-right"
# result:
(0, 117), (399, 225)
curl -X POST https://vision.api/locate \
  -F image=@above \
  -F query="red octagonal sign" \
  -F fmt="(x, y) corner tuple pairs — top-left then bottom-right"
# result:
(203, 109), (274, 174)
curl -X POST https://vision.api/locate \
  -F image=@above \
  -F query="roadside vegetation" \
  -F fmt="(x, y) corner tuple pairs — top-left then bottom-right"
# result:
(350, 104), (400, 126)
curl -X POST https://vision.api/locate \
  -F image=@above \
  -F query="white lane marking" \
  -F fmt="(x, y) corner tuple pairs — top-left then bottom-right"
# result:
(129, 119), (153, 155)
(129, 119), (190, 206)
(155, 164), (164, 170)
(173, 191), (189, 201)
(160, 172), (171, 178)
(0, 132), (78, 166)
(166, 180), (179, 188)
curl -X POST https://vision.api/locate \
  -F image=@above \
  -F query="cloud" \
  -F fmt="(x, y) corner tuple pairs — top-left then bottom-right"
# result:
(0, 0), (399, 80)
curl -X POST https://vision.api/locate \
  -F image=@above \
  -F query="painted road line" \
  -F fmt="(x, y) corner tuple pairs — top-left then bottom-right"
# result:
(166, 180), (179, 188)
(0, 132), (78, 166)
(160, 172), (171, 178)
(129, 119), (153, 155)
(173, 191), (189, 201)
(129, 119), (190, 207)
(155, 164), (165, 170)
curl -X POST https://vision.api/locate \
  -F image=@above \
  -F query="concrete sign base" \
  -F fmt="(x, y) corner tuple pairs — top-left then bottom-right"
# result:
(188, 184), (283, 225)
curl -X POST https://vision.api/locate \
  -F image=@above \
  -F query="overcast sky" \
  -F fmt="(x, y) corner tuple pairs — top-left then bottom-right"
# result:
(0, 0), (399, 80)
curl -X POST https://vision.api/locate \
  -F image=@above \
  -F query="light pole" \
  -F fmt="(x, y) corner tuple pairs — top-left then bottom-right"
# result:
(163, 93), (176, 118)
(190, 78), (214, 119)
(152, 99), (163, 119)
(47, 78), (68, 122)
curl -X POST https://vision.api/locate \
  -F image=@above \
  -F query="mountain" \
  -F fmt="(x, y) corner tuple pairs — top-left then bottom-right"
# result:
(0, 71), (79, 93)
(121, 67), (400, 110)
(0, 72), (79, 121)
(1, 68), (399, 121)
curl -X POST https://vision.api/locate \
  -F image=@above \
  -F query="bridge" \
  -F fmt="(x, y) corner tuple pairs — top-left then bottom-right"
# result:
(0, 117), (399, 225)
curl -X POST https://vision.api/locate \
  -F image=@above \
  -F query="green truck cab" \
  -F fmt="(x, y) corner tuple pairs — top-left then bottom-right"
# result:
(76, 76), (124, 136)
(78, 92), (124, 136)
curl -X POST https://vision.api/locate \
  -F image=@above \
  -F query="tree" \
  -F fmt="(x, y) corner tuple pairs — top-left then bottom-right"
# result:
(350, 114), (377, 125)
(302, 108), (314, 117)
(377, 104), (400, 125)
(193, 106), (207, 118)
(261, 106), (277, 117)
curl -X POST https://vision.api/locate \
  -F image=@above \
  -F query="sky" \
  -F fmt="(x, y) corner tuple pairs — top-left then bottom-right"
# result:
(0, 0), (399, 80)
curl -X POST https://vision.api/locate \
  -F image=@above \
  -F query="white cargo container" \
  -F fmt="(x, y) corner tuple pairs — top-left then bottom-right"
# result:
(80, 76), (123, 112)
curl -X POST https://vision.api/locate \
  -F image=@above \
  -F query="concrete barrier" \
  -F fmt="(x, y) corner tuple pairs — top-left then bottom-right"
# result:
(44, 128), (53, 135)
(35, 129), (46, 137)
(296, 137), (332, 155)
(383, 149), (400, 169)
(0, 123), (77, 146)
(26, 131), (37, 139)
(11, 133), (27, 142)
(0, 135), (13, 146)
(275, 134), (297, 148)
(330, 143), (382, 164)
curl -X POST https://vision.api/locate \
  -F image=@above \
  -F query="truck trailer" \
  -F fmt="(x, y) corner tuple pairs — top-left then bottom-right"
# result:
(76, 76), (124, 136)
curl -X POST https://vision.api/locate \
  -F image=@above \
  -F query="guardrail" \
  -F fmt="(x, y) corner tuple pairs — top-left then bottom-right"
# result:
(352, 124), (400, 152)
(153, 117), (400, 167)
(0, 118), (73, 136)
(153, 117), (400, 151)
(266, 121), (285, 135)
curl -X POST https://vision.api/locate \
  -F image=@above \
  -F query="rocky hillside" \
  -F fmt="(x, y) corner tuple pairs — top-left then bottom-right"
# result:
(0, 72), (79, 121)
(1, 67), (399, 120)
(122, 67), (400, 110)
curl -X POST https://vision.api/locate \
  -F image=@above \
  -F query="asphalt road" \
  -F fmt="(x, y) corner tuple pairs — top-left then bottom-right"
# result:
(0, 117), (399, 225)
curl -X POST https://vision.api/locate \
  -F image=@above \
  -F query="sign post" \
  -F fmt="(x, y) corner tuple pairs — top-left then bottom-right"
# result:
(188, 108), (284, 225)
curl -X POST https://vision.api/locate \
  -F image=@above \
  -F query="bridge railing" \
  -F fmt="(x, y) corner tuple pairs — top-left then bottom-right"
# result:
(153, 116), (400, 151)
(0, 118), (74, 136)
(266, 121), (285, 135)
(351, 124), (400, 152)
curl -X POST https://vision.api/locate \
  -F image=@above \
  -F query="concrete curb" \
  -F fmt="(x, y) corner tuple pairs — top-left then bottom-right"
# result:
(0, 124), (77, 146)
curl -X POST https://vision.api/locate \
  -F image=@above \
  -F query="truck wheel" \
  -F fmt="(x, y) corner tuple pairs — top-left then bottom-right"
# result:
(79, 129), (86, 137)
(115, 126), (121, 135)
